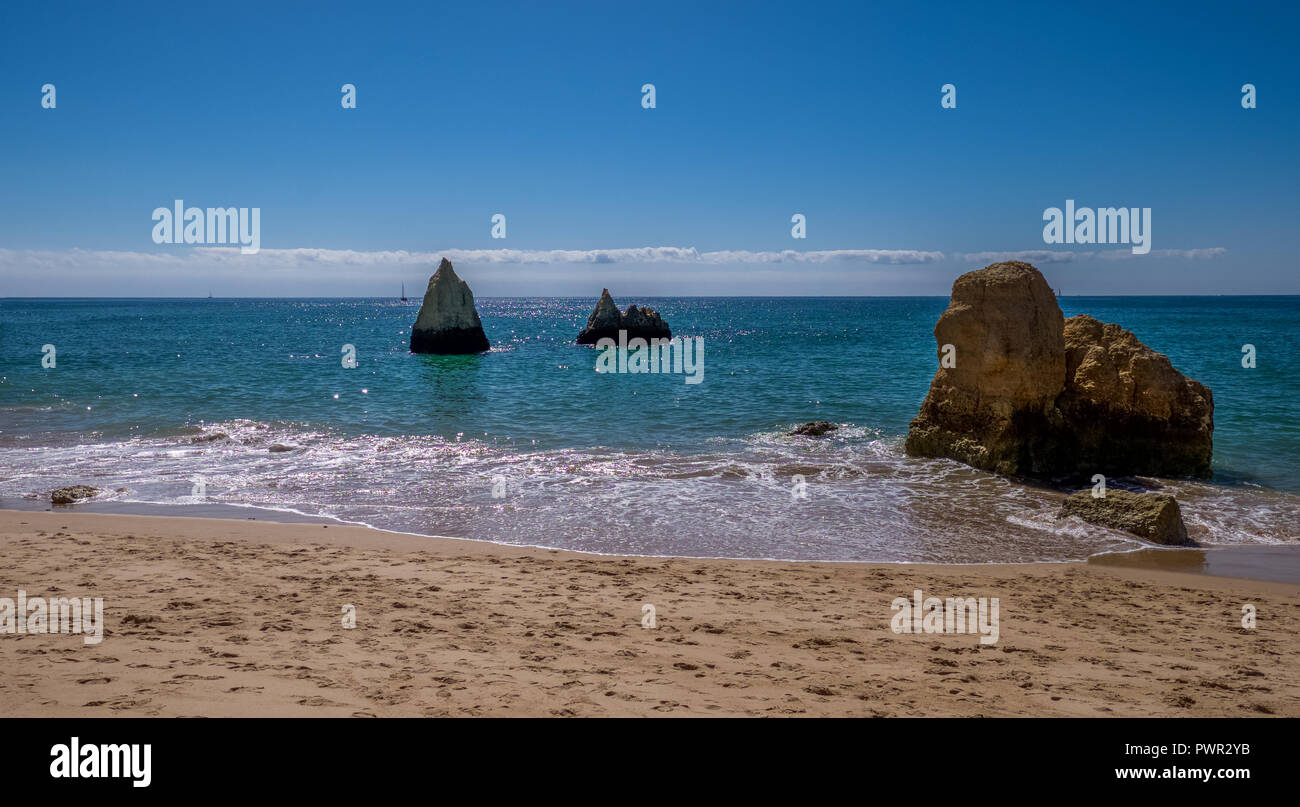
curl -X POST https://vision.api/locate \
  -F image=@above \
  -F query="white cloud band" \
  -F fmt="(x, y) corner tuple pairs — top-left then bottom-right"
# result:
(0, 245), (1226, 277)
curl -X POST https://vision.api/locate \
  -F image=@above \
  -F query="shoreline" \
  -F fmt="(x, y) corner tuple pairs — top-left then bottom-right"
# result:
(2, 508), (1298, 716)
(5, 499), (1299, 584)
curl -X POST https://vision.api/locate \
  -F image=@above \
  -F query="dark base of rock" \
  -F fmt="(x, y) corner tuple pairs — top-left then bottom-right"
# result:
(1059, 489), (1193, 546)
(906, 409), (1212, 482)
(789, 421), (838, 437)
(905, 409), (1067, 479)
(1053, 402), (1212, 479)
(576, 326), (671, 345)
(411, 326), (490, 354)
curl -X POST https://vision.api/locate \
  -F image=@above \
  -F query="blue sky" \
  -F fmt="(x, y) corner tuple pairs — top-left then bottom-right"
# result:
(1, 0), (1297, 296)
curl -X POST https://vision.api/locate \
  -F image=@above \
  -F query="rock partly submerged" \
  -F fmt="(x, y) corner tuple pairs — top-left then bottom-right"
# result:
(50, 485), (100, 505)
(789, 421), (839, 437)
(576, 289), (671, 345)
(1060, 489), (1193, 546)
(905, 261), (1213, 481)
(410, 258), (491, 354)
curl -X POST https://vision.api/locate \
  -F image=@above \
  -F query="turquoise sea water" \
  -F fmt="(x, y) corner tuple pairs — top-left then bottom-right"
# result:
(1, 296), (1296, 561)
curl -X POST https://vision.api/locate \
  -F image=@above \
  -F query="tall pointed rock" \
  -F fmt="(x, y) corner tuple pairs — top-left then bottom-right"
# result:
(410, 258), (491, 354)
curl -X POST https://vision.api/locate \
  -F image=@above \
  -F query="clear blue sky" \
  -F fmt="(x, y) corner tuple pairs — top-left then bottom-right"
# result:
(1, 0), (1296, 296)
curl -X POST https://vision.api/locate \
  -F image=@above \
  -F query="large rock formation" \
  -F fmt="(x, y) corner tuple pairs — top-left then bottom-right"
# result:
(576, 289), (671, 344)
(906, 261), (1212, 480)
(1060, 489), (1193, 546)
(1058, 315), (1213, 478)
(905, 262), (1066, 476)
(410, 258), (490, 354)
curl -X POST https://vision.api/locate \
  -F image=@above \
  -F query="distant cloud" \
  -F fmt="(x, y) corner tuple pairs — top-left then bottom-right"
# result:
(696, 249), (947, 264)
(955, 247), (1227, 264)
(0, 247), (193, 269)
(0, 245), (1227, 280)
(955, 250), (1085, 264)
(190, 246), (948, 266)
(1094, 247), (1228, 260)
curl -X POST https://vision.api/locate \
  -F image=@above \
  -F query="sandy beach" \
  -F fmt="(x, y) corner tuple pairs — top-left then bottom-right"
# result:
(1, 508), (1296, 717)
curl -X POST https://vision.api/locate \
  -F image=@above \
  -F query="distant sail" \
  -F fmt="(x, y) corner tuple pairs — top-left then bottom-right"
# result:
(400, 283), (407, 302)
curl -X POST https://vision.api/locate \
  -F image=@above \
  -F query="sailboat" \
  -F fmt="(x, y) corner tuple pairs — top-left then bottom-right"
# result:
(400, 283), (408, 302)
(207, 289), (213, 299)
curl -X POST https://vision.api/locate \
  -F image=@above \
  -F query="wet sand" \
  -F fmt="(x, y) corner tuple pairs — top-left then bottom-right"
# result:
(1089, 545), (1300, 586)
(1, 509), (1297, 717)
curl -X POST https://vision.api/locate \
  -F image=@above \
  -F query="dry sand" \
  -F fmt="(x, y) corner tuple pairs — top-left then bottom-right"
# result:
(1, 509), (1297, 717)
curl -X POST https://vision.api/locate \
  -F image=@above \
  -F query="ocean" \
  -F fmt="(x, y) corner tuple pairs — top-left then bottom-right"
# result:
(1, 295), (1297, 562)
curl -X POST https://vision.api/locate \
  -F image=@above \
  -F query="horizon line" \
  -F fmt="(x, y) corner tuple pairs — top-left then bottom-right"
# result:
(5, 293), (1298, 301)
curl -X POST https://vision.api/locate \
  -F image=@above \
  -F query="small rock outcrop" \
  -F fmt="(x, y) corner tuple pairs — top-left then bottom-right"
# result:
(1060, 489), (1193, 546)
(576, 289), (671, 344)
(789, 421), (838, 437)
(410, 258), (490, 354)
(905, 261), (1213, 480)
(50, 485), (100, 505)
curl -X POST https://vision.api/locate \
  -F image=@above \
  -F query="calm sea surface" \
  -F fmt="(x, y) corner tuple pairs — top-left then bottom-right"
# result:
(1, 296), (1296, 562)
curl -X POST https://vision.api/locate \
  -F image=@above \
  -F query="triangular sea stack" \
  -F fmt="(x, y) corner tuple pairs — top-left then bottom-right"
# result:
(410, 258), (491, 354)
(576, 289), (671, 344)
(905, 261), (1212, 480)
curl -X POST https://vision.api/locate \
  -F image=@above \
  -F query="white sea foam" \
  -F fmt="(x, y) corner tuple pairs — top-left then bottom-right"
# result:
(0, 420), (1294, 563)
